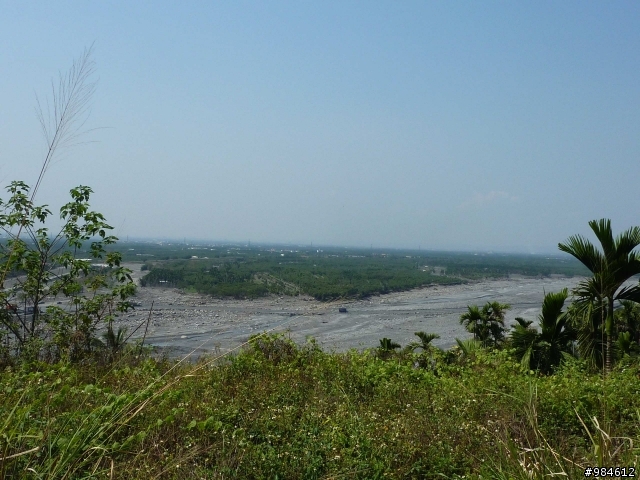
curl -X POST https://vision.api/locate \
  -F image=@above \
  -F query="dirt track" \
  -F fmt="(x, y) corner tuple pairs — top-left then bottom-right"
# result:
(115, 264), (582, 358)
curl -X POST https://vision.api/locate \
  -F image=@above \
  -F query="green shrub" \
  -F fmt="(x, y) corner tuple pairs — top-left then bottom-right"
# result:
(1, 336), (638, 478)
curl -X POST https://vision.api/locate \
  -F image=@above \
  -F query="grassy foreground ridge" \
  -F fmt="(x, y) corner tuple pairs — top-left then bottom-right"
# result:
(2, 335), (639, 479)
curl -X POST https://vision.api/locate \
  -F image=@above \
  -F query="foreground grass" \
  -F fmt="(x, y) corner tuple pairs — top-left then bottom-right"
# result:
(1, 336), (639, 479)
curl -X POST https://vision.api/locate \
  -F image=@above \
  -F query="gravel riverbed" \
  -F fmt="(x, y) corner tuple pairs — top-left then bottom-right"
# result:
(115, 264), (583, 358)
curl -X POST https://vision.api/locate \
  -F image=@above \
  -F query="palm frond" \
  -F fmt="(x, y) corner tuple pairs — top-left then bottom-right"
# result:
(510, 325), (538, 350)
(514, 317), (534, 329)
(520, 344), (534, 370)
(569, 301), (605, 370)
(616, 284), (640, 303)
(483, 301), (510, 324)
(459, 305), (482, 326)
(613, 226), (640, 258)
(455, 338), (482, 358)
(414, 331), (440, 346)
(558, 234), (604, 273)
(611, 257), (640, 285)
(589, 219), (615, 261)
(539, 288), (568, 332)
(573, 277), (604, 301)
(379, 337), (401, 351)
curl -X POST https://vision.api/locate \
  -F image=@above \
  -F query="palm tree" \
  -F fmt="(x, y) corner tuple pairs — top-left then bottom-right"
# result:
(379, 337), (401, 351)
(484, 301), (510, 347)
(510, 289), (576, 373)
(459, 305), (483, 342)
(377, 337), (401, 359)
(558, 219), (640, 373)
(408, 332), (441, 369)
(408, 331), (441, 353)
(459, 302), (510, 348)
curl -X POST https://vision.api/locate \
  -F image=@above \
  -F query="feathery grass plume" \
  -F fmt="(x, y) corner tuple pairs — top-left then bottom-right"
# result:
(0, 45), (97, 290)
(34, 44), (97, 201)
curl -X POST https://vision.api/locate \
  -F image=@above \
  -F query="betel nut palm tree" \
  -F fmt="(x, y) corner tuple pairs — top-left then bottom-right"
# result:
(558, 219), (640, 373)
(460, 305), (482, 342)
(408, 331), (441, 353)
(459, 301), (510, 348)
(510, 289), (576, 373)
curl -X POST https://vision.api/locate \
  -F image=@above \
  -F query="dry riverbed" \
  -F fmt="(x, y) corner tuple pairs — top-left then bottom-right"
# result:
(115, 264), (582, 358)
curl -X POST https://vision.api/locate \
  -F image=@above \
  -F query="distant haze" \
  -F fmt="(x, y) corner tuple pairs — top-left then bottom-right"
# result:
(2, 2), (639, 253)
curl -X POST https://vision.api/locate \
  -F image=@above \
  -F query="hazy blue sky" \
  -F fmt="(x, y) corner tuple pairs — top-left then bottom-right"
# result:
(2, 1), (639, 252)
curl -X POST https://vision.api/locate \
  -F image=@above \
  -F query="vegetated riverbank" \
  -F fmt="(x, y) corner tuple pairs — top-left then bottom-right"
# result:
(129, 242), (588, 301)
(1, 336), (638, 479)
(119, 264), (582, 358)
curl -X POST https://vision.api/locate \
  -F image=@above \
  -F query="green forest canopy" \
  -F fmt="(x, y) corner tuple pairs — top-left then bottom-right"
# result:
(115, 242), (589, 300)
